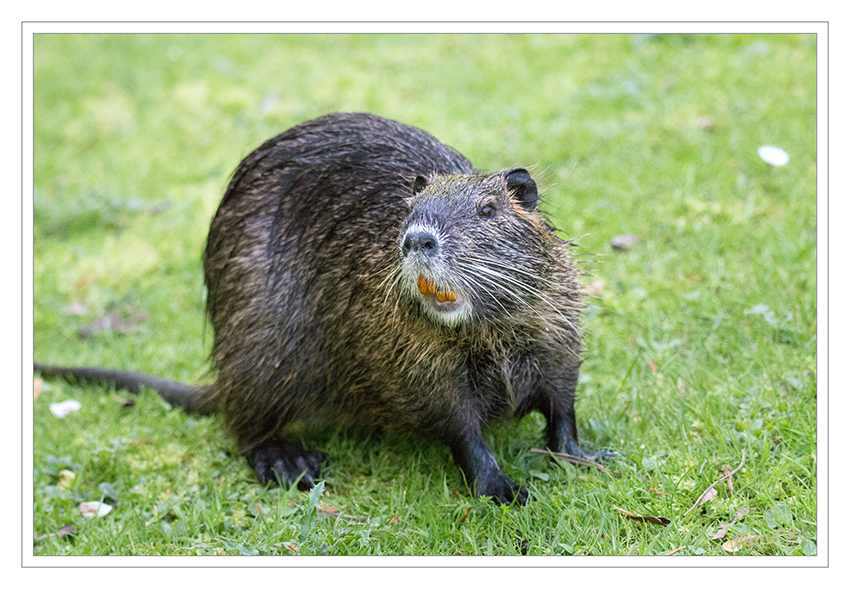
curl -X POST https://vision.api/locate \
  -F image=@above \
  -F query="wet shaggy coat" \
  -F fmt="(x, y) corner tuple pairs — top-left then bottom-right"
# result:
(37, 113), (607, 505)
(203, 113), (594, 503)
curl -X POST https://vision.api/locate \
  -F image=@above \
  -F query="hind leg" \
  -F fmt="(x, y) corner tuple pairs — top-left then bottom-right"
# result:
(244, 438), (328, 491)
(545, 407), (618, 462)
(538, 362), (618, 462)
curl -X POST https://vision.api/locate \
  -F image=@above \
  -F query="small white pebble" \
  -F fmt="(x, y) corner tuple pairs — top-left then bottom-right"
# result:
(758, 145), (790, 166)
(49, 400), (82, 418)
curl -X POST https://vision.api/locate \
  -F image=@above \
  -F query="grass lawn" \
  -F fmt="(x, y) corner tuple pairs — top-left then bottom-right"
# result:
(32, 33), (817, 557)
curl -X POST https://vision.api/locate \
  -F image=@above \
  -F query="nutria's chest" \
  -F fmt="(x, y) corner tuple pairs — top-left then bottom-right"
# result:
(464, 342), (542, 421)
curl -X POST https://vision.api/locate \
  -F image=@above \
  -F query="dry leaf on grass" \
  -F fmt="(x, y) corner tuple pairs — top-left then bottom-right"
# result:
(252, 502), (273, 521)
(613, 506), (671, 527)
(696, 116), (714, 132)
(57, 469), (76, 490)
(74, 272), (99, 292)
(611, 234), (640, 251)
(148, 201), (172, 215)
(78, 309), (149, 339)
(722, 534), (761, 553)
(684, 450), (746, 517)
(710, 506), (750, 540)
(114, 395), (136, 409)
(697, 487), (718, 507)
(79, 501), (112, 518)
(35, 524), (76, 543)
(62, 301), (88, 316)
(723, 464), (734, 494)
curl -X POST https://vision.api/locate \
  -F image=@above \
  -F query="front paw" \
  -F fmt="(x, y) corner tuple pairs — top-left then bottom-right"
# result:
(244, 439), (328, 491)
(477, 470), (529, 506)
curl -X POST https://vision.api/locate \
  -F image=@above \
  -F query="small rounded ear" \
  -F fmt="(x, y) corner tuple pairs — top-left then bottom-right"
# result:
(505, 168), (538, 210)
(412, 175), (428, 195)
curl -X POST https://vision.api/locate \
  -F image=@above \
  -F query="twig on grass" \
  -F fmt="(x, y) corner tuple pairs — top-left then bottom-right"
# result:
(529, 448), (621, 477)
(683, 449), (746, 518)
(613, 505), (670, 526)
(723, 464), (734, 494)
(317, 504), (368, 523)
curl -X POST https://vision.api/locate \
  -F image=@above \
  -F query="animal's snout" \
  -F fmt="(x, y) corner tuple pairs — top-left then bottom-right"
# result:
(402, 228), (440, 257)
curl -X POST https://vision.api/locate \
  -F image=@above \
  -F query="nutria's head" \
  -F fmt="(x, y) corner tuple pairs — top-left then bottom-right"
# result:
(396, 168), (562, 328)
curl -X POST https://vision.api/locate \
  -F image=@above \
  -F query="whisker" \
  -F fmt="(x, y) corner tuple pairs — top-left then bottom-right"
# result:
(456, 259), (582, 339)
(454, 261), (562, 331)
(453, 270), (515, 322)
(467, 257), (583, 311)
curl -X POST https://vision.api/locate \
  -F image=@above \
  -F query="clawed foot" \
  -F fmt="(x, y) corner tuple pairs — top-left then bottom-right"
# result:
(244, 438), (328, 491)
(557, 439), (620, 463)
(587, 448), (620, 462)
(477, 470), (529, 506)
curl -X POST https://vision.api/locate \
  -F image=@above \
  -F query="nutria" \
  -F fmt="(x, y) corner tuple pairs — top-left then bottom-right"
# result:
(35, 112), (613, 505)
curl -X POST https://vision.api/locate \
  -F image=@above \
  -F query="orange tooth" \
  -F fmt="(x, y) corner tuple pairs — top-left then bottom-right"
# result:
(436, 290), (456, 303)
(418, 275), (437, 295)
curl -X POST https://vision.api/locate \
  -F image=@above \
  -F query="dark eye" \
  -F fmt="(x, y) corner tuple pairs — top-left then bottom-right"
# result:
(480, 203), (495, 217)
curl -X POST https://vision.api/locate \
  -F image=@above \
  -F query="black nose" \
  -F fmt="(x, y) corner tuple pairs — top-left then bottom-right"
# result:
(402, 229), (439, 256)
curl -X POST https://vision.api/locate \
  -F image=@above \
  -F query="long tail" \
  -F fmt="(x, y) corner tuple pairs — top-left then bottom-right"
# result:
(34, 362), (215, 415)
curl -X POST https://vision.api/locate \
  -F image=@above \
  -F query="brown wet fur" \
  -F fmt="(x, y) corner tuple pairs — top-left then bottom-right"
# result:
(37, 113), (613, 504)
